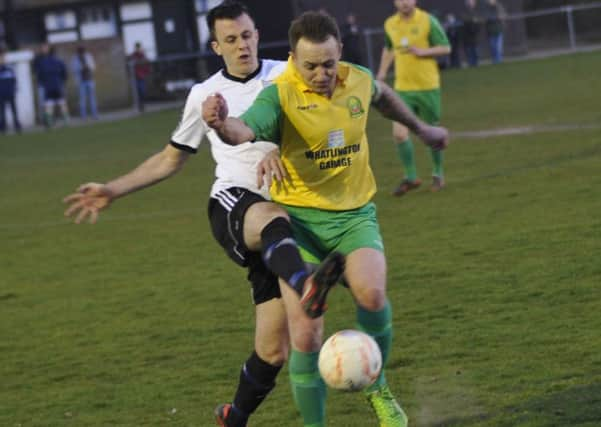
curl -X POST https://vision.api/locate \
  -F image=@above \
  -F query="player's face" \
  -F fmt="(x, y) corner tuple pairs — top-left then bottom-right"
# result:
(211, 13), (259, 78)
(395, 0), (416, 16)
(291, 36), (341, 97)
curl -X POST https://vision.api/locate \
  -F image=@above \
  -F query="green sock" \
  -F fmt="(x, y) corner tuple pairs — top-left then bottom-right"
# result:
(396, 139), (417, 181)
(289, 350), (326, 427)
(356, 300), (393, 391)
(430, 147), (444, 177)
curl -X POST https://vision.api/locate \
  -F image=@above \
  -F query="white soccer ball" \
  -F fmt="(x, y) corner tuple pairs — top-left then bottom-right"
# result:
(318, 329), (382, 391)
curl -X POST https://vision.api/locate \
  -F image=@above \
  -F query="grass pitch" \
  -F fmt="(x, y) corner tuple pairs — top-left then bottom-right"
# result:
(1, 52), (600, 426)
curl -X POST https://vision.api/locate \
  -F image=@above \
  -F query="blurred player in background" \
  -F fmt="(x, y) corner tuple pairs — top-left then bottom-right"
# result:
(377, 0), (451, 195)
(63, 2), (343, 426)
(203, 11), (449, 427)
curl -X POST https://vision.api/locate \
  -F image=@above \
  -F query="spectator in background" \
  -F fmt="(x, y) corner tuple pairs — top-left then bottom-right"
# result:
(0, 52), (22, 134)
(32, 43), (50, 124)
(443, 13), (462, 68)
(71, 45), (98, 120)
(483, 0), (507, 63)
(38, 46), (69, 128)
(129, 42), (151, 112)
(462, 0), (481, 67)
(341, 12), (364, 65)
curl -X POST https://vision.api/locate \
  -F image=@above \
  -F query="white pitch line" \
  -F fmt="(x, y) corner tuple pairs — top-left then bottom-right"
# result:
(453, 123), (601, 139)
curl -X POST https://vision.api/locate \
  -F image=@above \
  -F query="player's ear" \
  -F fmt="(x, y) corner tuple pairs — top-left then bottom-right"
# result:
(211, 40), (222, 56)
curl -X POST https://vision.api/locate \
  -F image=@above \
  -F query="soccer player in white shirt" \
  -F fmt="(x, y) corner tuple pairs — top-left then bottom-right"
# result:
(63, 3), (343, 426)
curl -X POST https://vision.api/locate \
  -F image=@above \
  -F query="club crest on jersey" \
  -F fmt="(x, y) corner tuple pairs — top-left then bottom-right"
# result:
(347, 96), (364, 118)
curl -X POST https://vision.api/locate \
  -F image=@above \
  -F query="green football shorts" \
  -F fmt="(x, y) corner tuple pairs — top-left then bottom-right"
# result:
(282, 202), (384, 264)
(397, 89), (441, 125)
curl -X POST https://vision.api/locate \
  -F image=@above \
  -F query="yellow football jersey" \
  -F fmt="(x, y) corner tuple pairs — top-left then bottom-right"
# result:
(241, 58), (377, 211)
(384, 8), (449, 91)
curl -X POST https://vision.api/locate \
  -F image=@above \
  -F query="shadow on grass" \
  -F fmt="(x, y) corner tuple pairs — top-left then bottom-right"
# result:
(429, 382), (601, 427)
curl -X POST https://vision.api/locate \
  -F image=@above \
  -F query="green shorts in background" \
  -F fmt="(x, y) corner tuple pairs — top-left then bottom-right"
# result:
(283, 202), (384, 264)
(397, 89), (441, 125)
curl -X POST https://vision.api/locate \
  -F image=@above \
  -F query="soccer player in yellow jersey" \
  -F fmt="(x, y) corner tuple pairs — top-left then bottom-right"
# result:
(377, 0), (451, 195)
(203, 11), (449, 427)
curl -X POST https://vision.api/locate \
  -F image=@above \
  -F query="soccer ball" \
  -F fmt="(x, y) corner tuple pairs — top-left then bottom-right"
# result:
(318, 329), (382, 391)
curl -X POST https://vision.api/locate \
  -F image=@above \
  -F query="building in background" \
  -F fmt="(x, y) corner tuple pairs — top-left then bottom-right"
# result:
(0, 0), (296, 113)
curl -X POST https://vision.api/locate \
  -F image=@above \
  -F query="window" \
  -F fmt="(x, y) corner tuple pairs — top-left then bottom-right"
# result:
(45, 11), (77, 31)
(195, 0), (221, 51)
(195, 0), (222, 13)
(80, 5), (117, 39)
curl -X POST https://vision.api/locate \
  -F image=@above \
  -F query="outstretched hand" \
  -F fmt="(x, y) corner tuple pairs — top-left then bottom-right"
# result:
(63, 183), (114, 224)
(256, 149), (288, 190)
(416, 124), (450, 151)
(202, 93), (229, 130)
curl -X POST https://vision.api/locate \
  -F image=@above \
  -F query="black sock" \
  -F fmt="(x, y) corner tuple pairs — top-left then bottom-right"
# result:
(261, 217), (308, 295)
(230, 351), (282, 426)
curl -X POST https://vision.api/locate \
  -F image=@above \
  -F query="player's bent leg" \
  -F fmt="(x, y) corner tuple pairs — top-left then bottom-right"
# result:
(243, 201), (289, 251)
(216, 298), (288, 427)
(254, 297), (289, 365)
(345, 248), (408, 427)
(279, 279), (327, 427)
(345, 248), (387, 311)
(345, 248), (390, 379)
(279, 278), (323, 352)
(244, 202), (311, 295)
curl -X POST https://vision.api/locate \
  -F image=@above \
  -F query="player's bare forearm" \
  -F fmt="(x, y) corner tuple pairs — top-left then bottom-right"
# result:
(427, 45), (451, 57)
(376, 48), (395, 80)
(105, 144), (189, 199)
(373, 81), (423, 134)
(410, 45), (451, 58)
(213, 117), (256, 146)
(63, 145), (188, 224)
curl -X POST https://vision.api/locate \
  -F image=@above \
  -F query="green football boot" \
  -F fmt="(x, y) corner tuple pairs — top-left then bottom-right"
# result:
(365, 384), (408, 427)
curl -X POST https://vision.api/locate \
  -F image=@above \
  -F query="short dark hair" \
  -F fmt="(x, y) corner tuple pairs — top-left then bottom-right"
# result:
(207, 1), (254, 40)
(288, 11), (341, 51)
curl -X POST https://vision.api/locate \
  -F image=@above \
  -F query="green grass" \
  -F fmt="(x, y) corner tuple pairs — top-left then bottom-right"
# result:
(1, 52), (600, 426)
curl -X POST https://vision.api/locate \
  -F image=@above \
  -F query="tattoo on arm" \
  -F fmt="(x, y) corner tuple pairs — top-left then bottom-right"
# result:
(373, 82), (422, 133)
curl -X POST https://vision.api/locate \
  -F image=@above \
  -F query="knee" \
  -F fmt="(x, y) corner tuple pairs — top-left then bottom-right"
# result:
(264, 204), (290, 223)
(258, 346), (288, 367)
(393, 128), (410, 143)
(355, 286), (387, 311)
(256, 338), (289, 366)
(289, 316), (323, 353)
(257, 207), (292, 243)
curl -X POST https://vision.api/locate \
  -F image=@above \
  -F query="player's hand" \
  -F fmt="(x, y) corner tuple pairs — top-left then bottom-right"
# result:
(375, 72), (386, 82)
(257, 149), (288, 190)
(416, 124), (450, 151)
(202, 93), (228, 130)
(63, 183), (114, 224)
